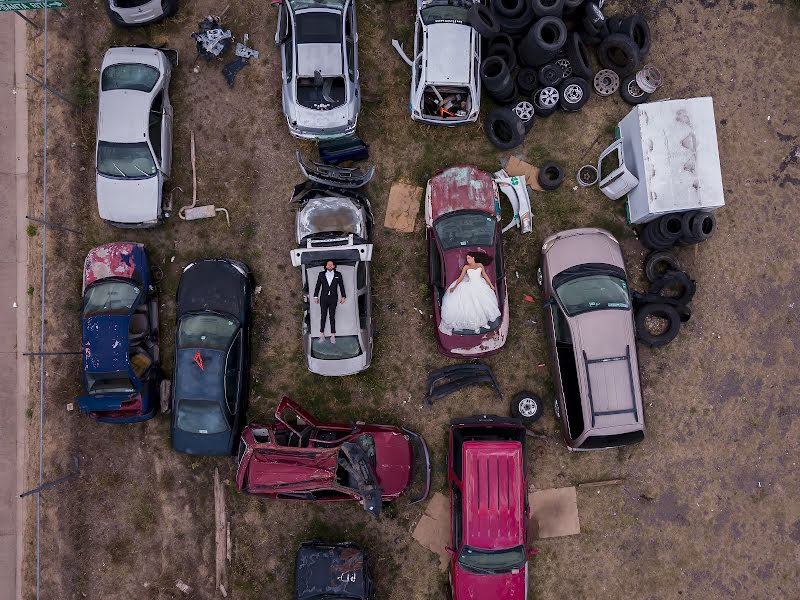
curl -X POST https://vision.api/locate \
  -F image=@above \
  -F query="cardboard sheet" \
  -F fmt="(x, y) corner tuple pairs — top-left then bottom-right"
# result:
(504, 156), (546, 192)
(528, 486), (580, 539)
(384, 182), (423, 232)
(411, 492), (450, 571)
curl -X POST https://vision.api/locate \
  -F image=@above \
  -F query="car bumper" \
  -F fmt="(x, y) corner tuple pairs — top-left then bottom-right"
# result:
(287, 117), (358, 141)
(108, 2), (166, 25)
(411, 111), (479, 127)
(91, 406), (157, 424)
(102, 218), (161, 229)
(403, 428), (431, 504)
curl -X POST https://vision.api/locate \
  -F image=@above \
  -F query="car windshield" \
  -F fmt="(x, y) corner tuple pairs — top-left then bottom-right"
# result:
(178, 314), (239, 350)
(87, 371), (135, 395)
(434, 213), (495, 250)
(176, 399), (230, 434)
(101, 63), (160, 92)
(555, 274), (630, 316)
(311, 335), (362, 360)
(295, 10), (343, 44)
(457, 545), (526, 573)
(288, 0), (346, 11)
(97, 142), (157, 179)
(421, 5), (469, 25)
(83, 280), (140, 317)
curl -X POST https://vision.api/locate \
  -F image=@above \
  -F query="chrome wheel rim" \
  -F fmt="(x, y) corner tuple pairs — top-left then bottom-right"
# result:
(518, 397), (538, 418)
(564, 83), (583, 103)
(513, 101), (534, 121)
(538, 87), (559, 108)
(593, 69), (619, 96)
(627, 79), (646, 98)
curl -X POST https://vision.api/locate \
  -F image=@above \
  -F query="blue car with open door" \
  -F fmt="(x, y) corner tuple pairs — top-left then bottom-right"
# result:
(77, 242), (164, 423)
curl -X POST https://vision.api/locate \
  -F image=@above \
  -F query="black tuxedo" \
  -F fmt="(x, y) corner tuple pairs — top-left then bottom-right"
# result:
(314, 269), (346, 333)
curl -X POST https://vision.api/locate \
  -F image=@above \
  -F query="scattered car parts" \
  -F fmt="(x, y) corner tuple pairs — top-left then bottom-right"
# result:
(425, 363), (503, 405)
(593, 68), (620, 96)
(295, 542), (375, 600)
(511, 390), (543, 424)
(538, 161), (566, 191)
(577, 164), (599, 187)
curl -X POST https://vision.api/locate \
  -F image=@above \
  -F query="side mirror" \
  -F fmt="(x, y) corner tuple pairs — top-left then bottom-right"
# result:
(527, 547), (540, 557)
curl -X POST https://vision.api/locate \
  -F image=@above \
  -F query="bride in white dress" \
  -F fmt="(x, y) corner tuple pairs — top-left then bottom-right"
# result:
(439, 254), (501, 335)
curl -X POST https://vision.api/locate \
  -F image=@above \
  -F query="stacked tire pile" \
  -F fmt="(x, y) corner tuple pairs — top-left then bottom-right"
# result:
(633, 252), (696, 347)
(639, 211), (717, 250)
(473, 0), (654, 150)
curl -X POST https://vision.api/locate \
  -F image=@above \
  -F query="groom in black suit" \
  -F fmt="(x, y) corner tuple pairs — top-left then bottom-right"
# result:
(314, 260), (346, 343)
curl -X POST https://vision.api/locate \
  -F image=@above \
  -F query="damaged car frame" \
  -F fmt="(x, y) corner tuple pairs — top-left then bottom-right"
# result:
(295, 541), (375, 600)
(236, 397), (431, 517)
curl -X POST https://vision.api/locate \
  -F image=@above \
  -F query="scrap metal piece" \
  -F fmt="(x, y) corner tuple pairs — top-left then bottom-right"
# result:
(593, 69), (620, 96)
(192, 16), (233, 61)
(222, 57), (249, 87)
(577, 164), (599, 187)
(296, 151), (375, 188)
(235, 42), (259, 59)
(635, 64), (663, 93)
(425, 363), (503, 405)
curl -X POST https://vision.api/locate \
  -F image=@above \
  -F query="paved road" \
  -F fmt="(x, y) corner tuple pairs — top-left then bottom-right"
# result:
(0, 12), (29, 600)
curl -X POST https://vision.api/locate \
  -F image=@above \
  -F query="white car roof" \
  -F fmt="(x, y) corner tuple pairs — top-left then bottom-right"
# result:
(424, 22), (473, 86)
(296, 43), (344, 77)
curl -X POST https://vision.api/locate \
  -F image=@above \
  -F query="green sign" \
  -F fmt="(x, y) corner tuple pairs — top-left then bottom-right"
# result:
(0, 0), (67, 10)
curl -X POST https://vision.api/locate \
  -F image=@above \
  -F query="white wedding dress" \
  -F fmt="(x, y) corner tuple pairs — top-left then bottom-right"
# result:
(439, 267), (501, 335)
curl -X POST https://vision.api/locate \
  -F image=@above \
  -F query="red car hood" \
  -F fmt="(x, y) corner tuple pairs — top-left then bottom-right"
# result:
(453, 564), (527, 600)
(370, 430), (413, 497)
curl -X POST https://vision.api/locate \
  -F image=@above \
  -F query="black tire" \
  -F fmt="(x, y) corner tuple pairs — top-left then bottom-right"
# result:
(468, 3), (501, 38)
(635, 303), (682, 347)
(606, 15), (623, 35)
(598, 33), (640, 76)
(492, 2), (536, 37)
(489, 43), (518, 71)
(564, 0), (584, 11)
(689, 211), (717, 242)
(645, 251), (682, 283)
(488, 33), (515, 53)
(519, 16), (567, 65)
(481, 56), (515, 95)
(537, 63), (564, 87)
(678, 210), (699, 244)
(619, 73), (651, 105)
(494, 0), (527, 19)
(538, 162), (565, 191)
(511, 391), (543, 424)
(648, 270), (697, 305)
(565, 32), (593, 79)
(620, 14), (652, 58)
(508, 99), (536, 133)
(531, 0), (565, 18)
(517, 67), (539, 95)
(640, 221), (675, 250)
(558, 77), (590, 111)
(484, 108), (526, 150)
(532, 86), (559, 116)
(657, 213), (683, 241)
(488, 83), (518, 104)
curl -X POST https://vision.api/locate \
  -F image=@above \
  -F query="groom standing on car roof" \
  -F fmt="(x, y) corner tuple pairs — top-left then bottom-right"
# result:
(314, 260), (346, 344)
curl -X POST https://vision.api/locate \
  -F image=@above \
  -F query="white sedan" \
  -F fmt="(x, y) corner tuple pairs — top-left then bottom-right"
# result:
(96, 47), (173, 227)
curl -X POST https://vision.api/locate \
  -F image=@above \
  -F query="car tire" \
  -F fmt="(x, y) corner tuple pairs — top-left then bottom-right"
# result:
(635, 303), (682, 347)
(531, 0), (565, 18)
(620, 73), (651, 105)
(519, 16), (567, 66)
(512, 391), (543, 424)
(509, 99), (535, 133)
(689, 211), (717, 242)
(644, 251), (682, 283)
(678, 210), (699, 244)
(619, 14), (652, 58)
(489, 43), (518, 71)
(657, 213), (684, 241)
(492, 2), (536, 37)
(533, 86), (559, 117)
(606, 15), (623, 35)
(481, 56), (515, 97)
(640, 221), (676, 250)
(484, 108), (526, 150)
(536, 266), (543, 287)
(494, 0), (528, 19)
(649, 270), (697, 305)
(559, 77), (590, 111)
(553, 397), (561, 419)
(517, 67), (539, 95)
(564, 33), (593, 80)
(538, 161), (565, 191)
(537, 63), (564, 88)
(488, 33), (515, 54)
(164, 0), (179, 18)
(598, 33), (640, 76)
(468, 3), (501, 38)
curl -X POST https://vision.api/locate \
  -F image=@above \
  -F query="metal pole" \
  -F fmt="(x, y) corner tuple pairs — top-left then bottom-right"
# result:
(25, 215), (81, 235)
(25, 73), (78, 108)
(22, 351), (81, 357)
(20, 471), (79, 499)
(14, 11), (40, 30)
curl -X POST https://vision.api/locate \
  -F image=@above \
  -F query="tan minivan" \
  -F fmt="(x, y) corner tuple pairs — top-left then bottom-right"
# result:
(539, 228), (645, 450)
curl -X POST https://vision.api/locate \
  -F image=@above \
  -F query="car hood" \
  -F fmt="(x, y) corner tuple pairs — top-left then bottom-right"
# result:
(172, 428), (235, 456)
(371, 430), (413, 497)
(296, 544), (367, 600)
(289, 102), (354, 136)
(425, 23), (472, 85)
(544, 230), (624, 278)
(453, 564), (526, 600)
(426, 166), (497, 223)
(96, 173), (159, 224)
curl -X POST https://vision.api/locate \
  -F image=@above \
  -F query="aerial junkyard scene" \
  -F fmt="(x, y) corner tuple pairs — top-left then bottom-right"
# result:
(2, 0), (798, 599)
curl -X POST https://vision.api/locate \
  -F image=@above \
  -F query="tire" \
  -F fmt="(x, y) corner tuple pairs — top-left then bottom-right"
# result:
(620, 73), (650, 105)
(519, 16), (567, 66)
(533, 86), (559, 116)
(645, 251), (682, 283)
(484, 108), (526, 150)
(489, 43), (518, 71)
(468, 3), (501, 38)
(481, 56), (515, 95)
(488, 33), (515, 53)
(689, 211), (717, 242)
(494, 0), (527, 19)
(678, 210), (699, 244)
(492, 3), (536, 37)
(531, 0), (565, 18)
(640, 221), (675, 250)
(598, 33), (640, 76)
(565, 33), (593, 79)
(606, 15), (623, 35)
(634, 303), (681, 348)
(538, 162), (565, 191)
(517, 67), (539, 95)
(558, 77), (590, 111)
(538, 63), (564, 88)
(509, 99), (535, 133)
(488, 83), (518, 104)
(619, 14), (652, 57)
(511, 391), (543, 424)
(657, 213), (683, 241)
(648, 270), (697, 305)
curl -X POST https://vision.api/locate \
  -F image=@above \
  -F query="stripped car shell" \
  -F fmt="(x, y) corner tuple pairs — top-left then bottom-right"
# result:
(236, 398), (431, 516)
(295, 542), (375, 600)
(425, 165), (509, 357)
(76, 243), (161, 423)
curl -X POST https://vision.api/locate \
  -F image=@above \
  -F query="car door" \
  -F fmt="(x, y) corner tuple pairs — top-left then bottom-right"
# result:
(276, 3), (293, 85)
(160, 89), (173, 177)
(547, 302), (585, 441)
(224, 331), (243, 428)
(345, 0), (359, 97)
(428, 234), (445, 306)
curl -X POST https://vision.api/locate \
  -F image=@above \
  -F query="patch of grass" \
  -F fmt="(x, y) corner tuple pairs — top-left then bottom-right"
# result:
(26, 224), (37, 237)
(25, 406), (33, 419)
(27, 285), (34, 296)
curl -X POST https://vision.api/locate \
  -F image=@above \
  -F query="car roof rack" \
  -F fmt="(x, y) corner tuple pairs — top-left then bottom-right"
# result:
(582, 345), (638, 428)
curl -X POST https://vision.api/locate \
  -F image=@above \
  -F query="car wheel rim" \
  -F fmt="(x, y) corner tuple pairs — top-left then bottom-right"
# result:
(539, 87), (559, 108)
(627, 79), (646, 98)
(536, 267), (543, 286)
(564, 83), (583, 103)
(556, 58), (572, 78)
(513, 101), (534, 121)
(593, 69), (619, 96)
(518, 398), (538, 417)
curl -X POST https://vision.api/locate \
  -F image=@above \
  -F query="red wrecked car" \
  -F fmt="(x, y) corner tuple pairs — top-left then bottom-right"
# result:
(448, 416), (535, 600)
(235, 398), (430, 517)
(425, 165), (509, 357)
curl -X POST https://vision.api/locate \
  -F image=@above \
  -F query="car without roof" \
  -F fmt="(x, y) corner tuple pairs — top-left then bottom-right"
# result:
(295, 541), (375, 600)
(105, 0), (178, 27)
(426, 165), (509, 357)
(76, 243), (162, 423)
(96, 46), (173, 227)
(539, 228), (646, 450)
(170, 259), (253, 456)
(275, 0), (361, 139)
(235, 397), (431, 517)
(448, 415), (534, 600)
(393, 0), (482, 125)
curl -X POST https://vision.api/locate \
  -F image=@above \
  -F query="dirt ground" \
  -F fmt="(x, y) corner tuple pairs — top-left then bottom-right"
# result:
(20, 0), (799, 599)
